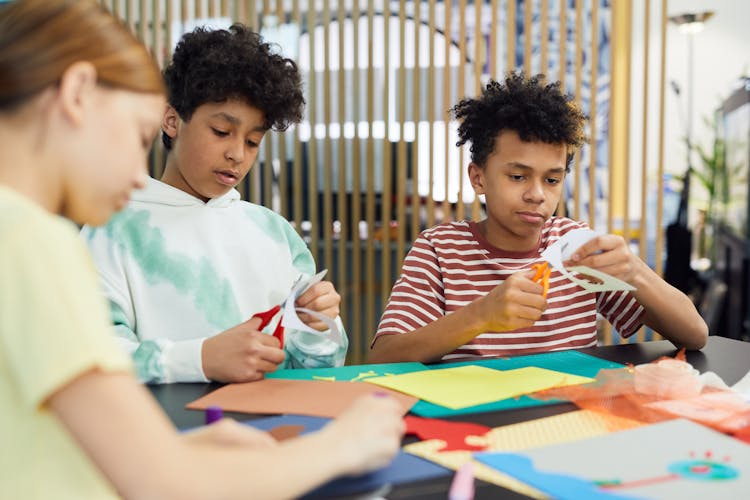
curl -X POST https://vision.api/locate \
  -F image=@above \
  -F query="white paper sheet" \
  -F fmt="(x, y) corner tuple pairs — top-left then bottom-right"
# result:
(540, 228), (635, 292)
(280, 269), (344, 345)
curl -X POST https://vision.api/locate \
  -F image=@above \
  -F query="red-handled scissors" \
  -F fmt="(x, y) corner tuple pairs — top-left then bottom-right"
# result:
(252, 304), (285, 348)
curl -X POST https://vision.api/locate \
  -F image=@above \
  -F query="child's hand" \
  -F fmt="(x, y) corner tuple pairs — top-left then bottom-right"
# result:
(474, 270), (547, 332)
(183, 418), (278, 448)
(201, 317), (286, 383)
(566, 234), (640, 284)
(320, 393), (405, 476)
(295, 281), (341, 331)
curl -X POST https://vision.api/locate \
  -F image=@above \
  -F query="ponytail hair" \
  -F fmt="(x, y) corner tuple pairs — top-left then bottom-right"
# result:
(0, 0), (164, 112)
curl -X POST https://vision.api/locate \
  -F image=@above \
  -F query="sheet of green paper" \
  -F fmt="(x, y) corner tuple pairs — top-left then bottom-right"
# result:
(266, 362), (428, 381)
(365, 365), (593, 410)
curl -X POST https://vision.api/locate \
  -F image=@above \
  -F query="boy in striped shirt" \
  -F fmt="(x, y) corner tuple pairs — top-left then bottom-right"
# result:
(370, 73), (707, 363)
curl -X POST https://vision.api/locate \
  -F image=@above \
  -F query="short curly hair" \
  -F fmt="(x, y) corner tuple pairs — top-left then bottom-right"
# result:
(162, 23), (304, 150)
(452, 72), (587, 171)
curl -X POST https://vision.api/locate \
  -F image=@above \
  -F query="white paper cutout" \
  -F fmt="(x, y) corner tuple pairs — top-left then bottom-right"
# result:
(279, 269), (344, 346)
(540, 228), (635, 292)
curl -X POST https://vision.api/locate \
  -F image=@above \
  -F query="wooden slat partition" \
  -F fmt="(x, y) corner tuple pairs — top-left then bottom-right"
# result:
(350, 0), (363, 360)
(638, 0), (651, 343)
(396, 0), (407, 271)
(336, 0), (348, 339)
(102, 0), (674, 361)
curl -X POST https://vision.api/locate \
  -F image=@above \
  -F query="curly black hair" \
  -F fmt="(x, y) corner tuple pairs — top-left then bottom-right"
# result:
(162, 23), (304, 150)
(452, 72), (587, 171)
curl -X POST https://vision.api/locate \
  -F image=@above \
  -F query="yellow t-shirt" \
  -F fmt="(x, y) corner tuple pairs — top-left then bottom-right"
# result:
(0, 186), (132, 499)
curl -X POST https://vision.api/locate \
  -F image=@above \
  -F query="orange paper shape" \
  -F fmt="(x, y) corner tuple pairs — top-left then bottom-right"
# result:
(404, 415), (491, 452)
(186, 378), (418, 418)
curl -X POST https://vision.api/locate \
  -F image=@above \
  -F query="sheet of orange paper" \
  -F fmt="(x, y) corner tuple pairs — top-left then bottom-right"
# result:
(404, 409), (643, 499)
(185, 379), (418, 417)
(365, 365), (593, 410)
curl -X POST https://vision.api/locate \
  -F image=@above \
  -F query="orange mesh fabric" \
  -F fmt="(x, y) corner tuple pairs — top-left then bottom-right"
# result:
(532, 352), (750, 434)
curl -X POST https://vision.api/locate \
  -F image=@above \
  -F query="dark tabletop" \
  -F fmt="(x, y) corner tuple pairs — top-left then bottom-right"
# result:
(148, 336), (750, 499)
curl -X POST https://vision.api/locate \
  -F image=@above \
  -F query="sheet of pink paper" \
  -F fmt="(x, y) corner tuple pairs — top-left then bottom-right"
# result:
(185, 378), (418, 418)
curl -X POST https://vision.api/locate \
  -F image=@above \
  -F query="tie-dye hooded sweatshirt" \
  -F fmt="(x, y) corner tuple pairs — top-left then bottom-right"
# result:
(81, 178), (347, 383)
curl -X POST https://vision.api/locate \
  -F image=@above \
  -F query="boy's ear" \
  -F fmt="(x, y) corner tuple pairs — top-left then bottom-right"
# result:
(57, 61), (98, 126)
(468, 162), (486, 195)
(162, 105), (180, 139)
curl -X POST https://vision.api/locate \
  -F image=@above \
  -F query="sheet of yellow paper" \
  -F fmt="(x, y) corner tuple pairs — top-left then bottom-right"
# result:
(364, 365), (593, 409)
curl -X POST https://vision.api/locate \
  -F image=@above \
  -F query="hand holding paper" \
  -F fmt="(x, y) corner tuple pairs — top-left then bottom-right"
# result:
(295, 280), (340, 331)
(279, 269), (345, 346)
(540, 228), (635, 292)
(319, 393), (406, 476)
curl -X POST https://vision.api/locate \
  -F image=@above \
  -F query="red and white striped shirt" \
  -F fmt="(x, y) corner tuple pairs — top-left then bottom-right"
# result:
(374, 218), (644, 360)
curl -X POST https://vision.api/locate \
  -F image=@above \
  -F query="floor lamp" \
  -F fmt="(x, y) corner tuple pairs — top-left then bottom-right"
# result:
(663, 11), (714, 292)
(668, 11), (714, 179)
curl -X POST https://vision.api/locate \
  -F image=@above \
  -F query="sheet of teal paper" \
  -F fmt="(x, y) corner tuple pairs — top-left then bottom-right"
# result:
(266, 362), (429, 381)
(410, 350), (624, 417)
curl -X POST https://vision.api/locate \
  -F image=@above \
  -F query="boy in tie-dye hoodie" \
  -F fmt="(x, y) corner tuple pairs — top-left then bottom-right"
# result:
(82, 24), (346, 384)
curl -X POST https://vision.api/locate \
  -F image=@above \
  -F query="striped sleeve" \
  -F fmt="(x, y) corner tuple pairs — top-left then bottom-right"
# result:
(596, 290), (645, 338)
(374, 232), (447, 341)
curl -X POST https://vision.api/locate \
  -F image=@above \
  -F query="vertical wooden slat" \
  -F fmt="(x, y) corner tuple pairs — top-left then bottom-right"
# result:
(351, 0), (363, 361)
(396, 0), (407, 271)
(153, 0), (162, 67)
(654, 0), (667, 341)
(276, 0), (288, 221)
(491, 0), (498, 80)
(442, 1), (452, 224)
(608, 0), (631, 345)
(262, 3), (273, 210)
(427, 0), (436, 228)
(138, 0), (147, 43)
(307, 1), (320, 264)
(165, 0), (174, 66)
(540, 0), (549, 76)
(180, 0), (188, 25)
(588, 0), (598, 227)
(411, 0), (422, 248)
(292, 0), (303, 235)
(336, 0), (348, 346)
(573, 0), (583, 221)
(523, 0), (532, 75)
(151, 0), (164, 181)
(471, 0), (483, 221)
(456, 0), (466, 222)
(381, 2), (393, 307)
(127, 0), (135, 33)
(365, 0), (376, 341)
(208, 0), (217, 18)
(236, 0), (246, 24)
(221, 0), (229, 17)
(322, 0), (334, 276)
(557, 0), (568, 217)
(248, 0), (258, 31)
(638, 0), (651, 343)
(507, 0), (516, 73)
(621, 0), (633, 343)
(623, 0), (633, 269)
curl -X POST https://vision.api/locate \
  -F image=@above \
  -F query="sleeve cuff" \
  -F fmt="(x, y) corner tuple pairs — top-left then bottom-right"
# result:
(160, 338), (209, 383)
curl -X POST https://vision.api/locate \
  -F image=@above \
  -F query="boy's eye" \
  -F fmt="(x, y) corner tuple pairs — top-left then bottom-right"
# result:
(211, 128), (229, 137)
(546, 178), (561, 185)
(247, 140), (260, 148)
(509, 174), (525, 181)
